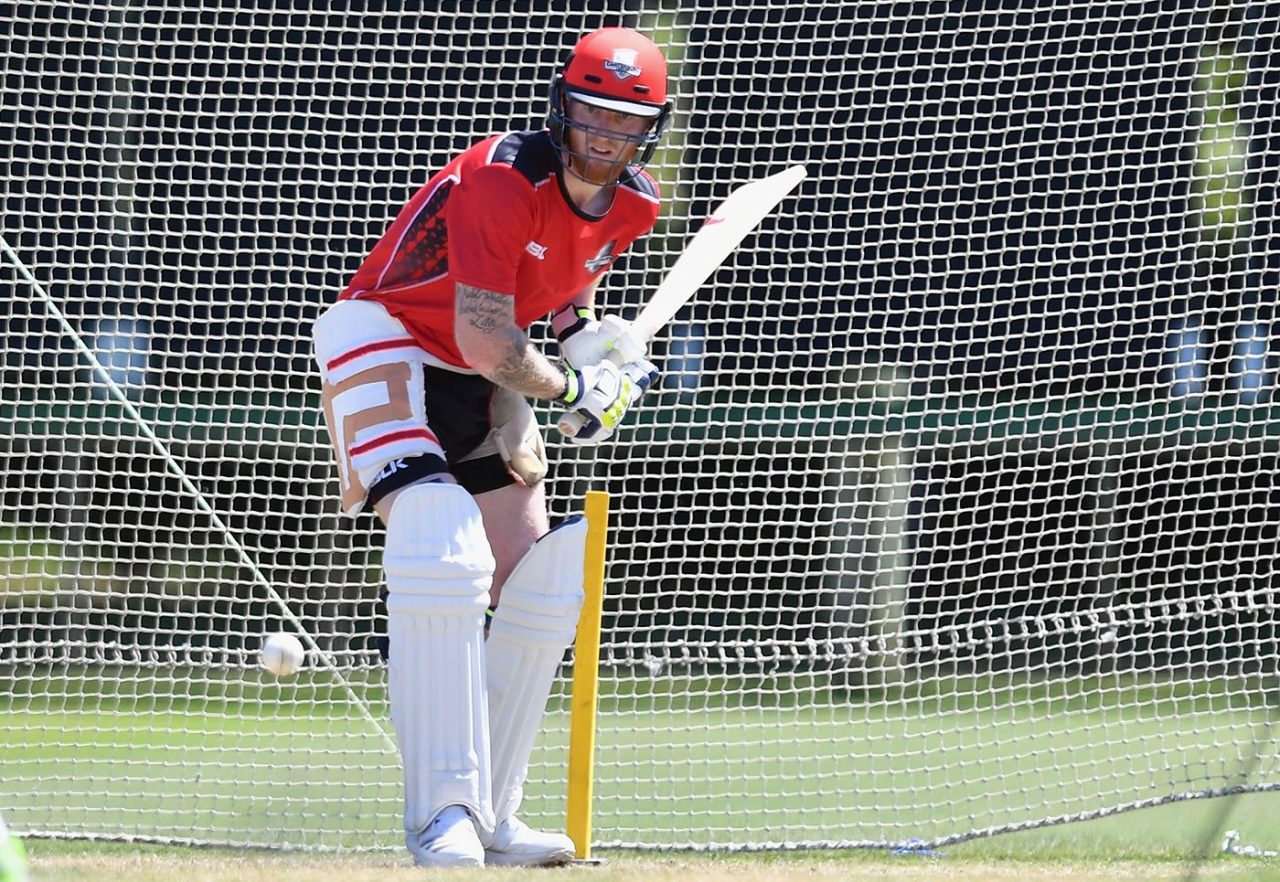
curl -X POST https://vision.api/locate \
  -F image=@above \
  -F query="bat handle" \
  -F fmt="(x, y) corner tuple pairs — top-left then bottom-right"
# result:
(557, 410), (588, 437)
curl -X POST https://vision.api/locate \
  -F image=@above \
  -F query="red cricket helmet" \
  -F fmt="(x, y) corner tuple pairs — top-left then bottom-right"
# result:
(549, 28), (674, 181)
(561, 27), (669, 117)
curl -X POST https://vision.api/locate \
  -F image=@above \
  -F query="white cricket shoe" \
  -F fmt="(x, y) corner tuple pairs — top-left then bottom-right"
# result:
(407, 805), (484, 869)
(483, 816), (576, 867)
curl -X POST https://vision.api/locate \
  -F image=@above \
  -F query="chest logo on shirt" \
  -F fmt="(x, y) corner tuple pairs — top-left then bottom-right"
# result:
(526, 240), (548, 260)
(585, 240), (617, 273)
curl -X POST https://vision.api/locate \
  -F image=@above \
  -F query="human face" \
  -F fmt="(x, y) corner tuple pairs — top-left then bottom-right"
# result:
(562, 99), (655, 186)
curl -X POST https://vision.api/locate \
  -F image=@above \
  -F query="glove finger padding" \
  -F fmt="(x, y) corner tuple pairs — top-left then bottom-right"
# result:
(488, 389), (548, 486)
(623, 357), (660, 393)
(597, 314), (648, 364)
(553, 306), (649, 369)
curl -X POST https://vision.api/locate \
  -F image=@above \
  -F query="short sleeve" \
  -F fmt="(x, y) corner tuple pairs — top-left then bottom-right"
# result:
(447, 164), (535, 295)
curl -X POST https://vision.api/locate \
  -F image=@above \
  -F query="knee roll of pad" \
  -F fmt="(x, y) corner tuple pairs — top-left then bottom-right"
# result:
(384, 482), (495, 614)
(488, 516), (588, 647)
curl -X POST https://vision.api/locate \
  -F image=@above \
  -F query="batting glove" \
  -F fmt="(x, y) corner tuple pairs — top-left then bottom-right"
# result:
(557, 358), (660, 444)
(552, 305), (647, 368)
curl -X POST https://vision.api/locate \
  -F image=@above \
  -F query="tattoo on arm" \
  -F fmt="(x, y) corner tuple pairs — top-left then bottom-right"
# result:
(457, 285), (511, 335)
(456, 283), (568, 400)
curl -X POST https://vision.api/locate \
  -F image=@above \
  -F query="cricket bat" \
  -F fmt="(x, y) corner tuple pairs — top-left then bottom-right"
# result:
(558, 164), (808, 437)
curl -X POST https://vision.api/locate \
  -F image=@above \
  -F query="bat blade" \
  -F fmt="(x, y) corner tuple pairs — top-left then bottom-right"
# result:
(557, 164), (806, 439)
(629, 164), (807, 342)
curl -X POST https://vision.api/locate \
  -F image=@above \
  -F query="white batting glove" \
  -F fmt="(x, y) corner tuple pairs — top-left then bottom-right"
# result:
(557, 358), (660, 444)
(552, 305), (648, 367)
(552, 304), (602, 367)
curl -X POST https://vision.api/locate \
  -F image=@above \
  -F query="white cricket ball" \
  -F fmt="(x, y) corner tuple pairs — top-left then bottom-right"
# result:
(260, 632), (305, 677)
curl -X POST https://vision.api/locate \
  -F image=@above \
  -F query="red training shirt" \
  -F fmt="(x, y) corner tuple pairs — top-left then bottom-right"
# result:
(340, 129), (661, 369)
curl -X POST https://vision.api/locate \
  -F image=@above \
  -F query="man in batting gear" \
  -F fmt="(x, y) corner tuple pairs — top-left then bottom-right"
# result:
(313, 28), (671, 868)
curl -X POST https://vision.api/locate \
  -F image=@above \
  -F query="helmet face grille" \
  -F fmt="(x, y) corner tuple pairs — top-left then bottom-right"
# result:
(547, 75), (672, 187)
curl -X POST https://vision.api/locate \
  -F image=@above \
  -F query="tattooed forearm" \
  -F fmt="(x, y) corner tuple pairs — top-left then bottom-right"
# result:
(455, 283), (569, 400)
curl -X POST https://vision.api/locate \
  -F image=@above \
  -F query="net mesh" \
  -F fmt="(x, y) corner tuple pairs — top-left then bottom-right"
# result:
(2, 0), (1278, 852)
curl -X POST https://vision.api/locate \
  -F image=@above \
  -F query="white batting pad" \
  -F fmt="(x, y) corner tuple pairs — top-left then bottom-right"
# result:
(384, 482), (497, 841)
(485, 516), (588, 826)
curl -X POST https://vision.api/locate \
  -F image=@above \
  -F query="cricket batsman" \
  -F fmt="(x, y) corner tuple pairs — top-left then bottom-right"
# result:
(312, 28), (671, 867)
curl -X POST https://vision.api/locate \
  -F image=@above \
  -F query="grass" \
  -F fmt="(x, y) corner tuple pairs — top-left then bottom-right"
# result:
(16, 830), (1280, 882)
(4, 665), (1280, 878)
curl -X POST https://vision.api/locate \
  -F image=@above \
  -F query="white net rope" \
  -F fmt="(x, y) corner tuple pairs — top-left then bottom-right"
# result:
(2, 0), (1278, 852)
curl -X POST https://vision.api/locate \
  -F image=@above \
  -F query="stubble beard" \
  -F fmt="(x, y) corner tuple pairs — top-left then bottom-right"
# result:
(566, 151), (620, 187)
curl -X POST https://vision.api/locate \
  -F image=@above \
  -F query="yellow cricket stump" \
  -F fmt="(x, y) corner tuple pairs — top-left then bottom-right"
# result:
(566, 489), (610, 861)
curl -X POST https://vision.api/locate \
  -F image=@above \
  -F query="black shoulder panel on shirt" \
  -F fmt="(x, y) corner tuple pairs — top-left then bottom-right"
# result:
(489, 130), (558, 187)
(620, 167), (659, 201)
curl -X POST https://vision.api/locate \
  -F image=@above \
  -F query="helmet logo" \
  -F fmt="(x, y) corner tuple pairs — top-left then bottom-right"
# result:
(604, 48), (641, 80)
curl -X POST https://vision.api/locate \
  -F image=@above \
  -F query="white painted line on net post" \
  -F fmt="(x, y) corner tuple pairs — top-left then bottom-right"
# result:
(0, 233), (398, 757)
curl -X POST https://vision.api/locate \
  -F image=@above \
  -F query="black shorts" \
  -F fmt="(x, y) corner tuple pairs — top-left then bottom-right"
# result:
(365, 364), (518, 507)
